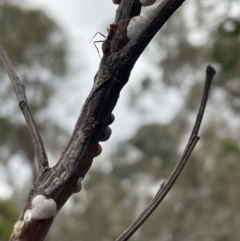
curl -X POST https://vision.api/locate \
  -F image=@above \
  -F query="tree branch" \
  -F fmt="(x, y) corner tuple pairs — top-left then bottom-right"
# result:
(120, 0), (187, 67)
(115, 65), (215, 241)
(190, 66), (216, 140)
(0, 43), (49, 174)
(4, 0), (198, 240)
(116, 136), (199, 241)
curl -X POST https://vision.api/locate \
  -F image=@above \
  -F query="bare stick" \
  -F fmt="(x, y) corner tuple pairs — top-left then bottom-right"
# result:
(116, 136), (199, 241)
(0, 42), (49, 173)
(190, 65), (216, 140)
(115, 65), (215, 241)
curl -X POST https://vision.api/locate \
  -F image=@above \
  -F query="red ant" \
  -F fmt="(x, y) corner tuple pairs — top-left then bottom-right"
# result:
(90, 19), (129, 58)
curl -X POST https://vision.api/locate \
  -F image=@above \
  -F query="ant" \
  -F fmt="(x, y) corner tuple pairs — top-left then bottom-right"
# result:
(90, 19), (130, 58)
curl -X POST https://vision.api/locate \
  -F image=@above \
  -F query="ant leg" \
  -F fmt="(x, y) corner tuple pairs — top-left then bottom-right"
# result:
(93, 40), (104, 59)
(90, 32), (107, 42)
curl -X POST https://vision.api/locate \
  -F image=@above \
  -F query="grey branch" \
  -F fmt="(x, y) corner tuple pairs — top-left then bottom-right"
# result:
(190, 65), (216, 140)
(0, 43), (49, 173)
(115, 66), (215, 241)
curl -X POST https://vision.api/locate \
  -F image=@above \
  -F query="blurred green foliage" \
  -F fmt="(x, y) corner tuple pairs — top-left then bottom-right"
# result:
(0, 2), (68, 112)
(212, 18), (240, 72)
(0, 4), (66, 74)
(0, 199), (18, 241)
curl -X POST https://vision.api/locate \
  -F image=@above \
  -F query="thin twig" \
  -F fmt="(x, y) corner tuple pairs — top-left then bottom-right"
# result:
(116, 136), (199, 241)
(190, 65), (216, 140)
(0, 42), (49, 173)
(115, 65), (215, 241)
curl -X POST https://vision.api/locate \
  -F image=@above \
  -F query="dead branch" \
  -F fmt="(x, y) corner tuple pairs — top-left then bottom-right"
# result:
(0, 43), (49, 174)
(115, 66), (216, 241)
